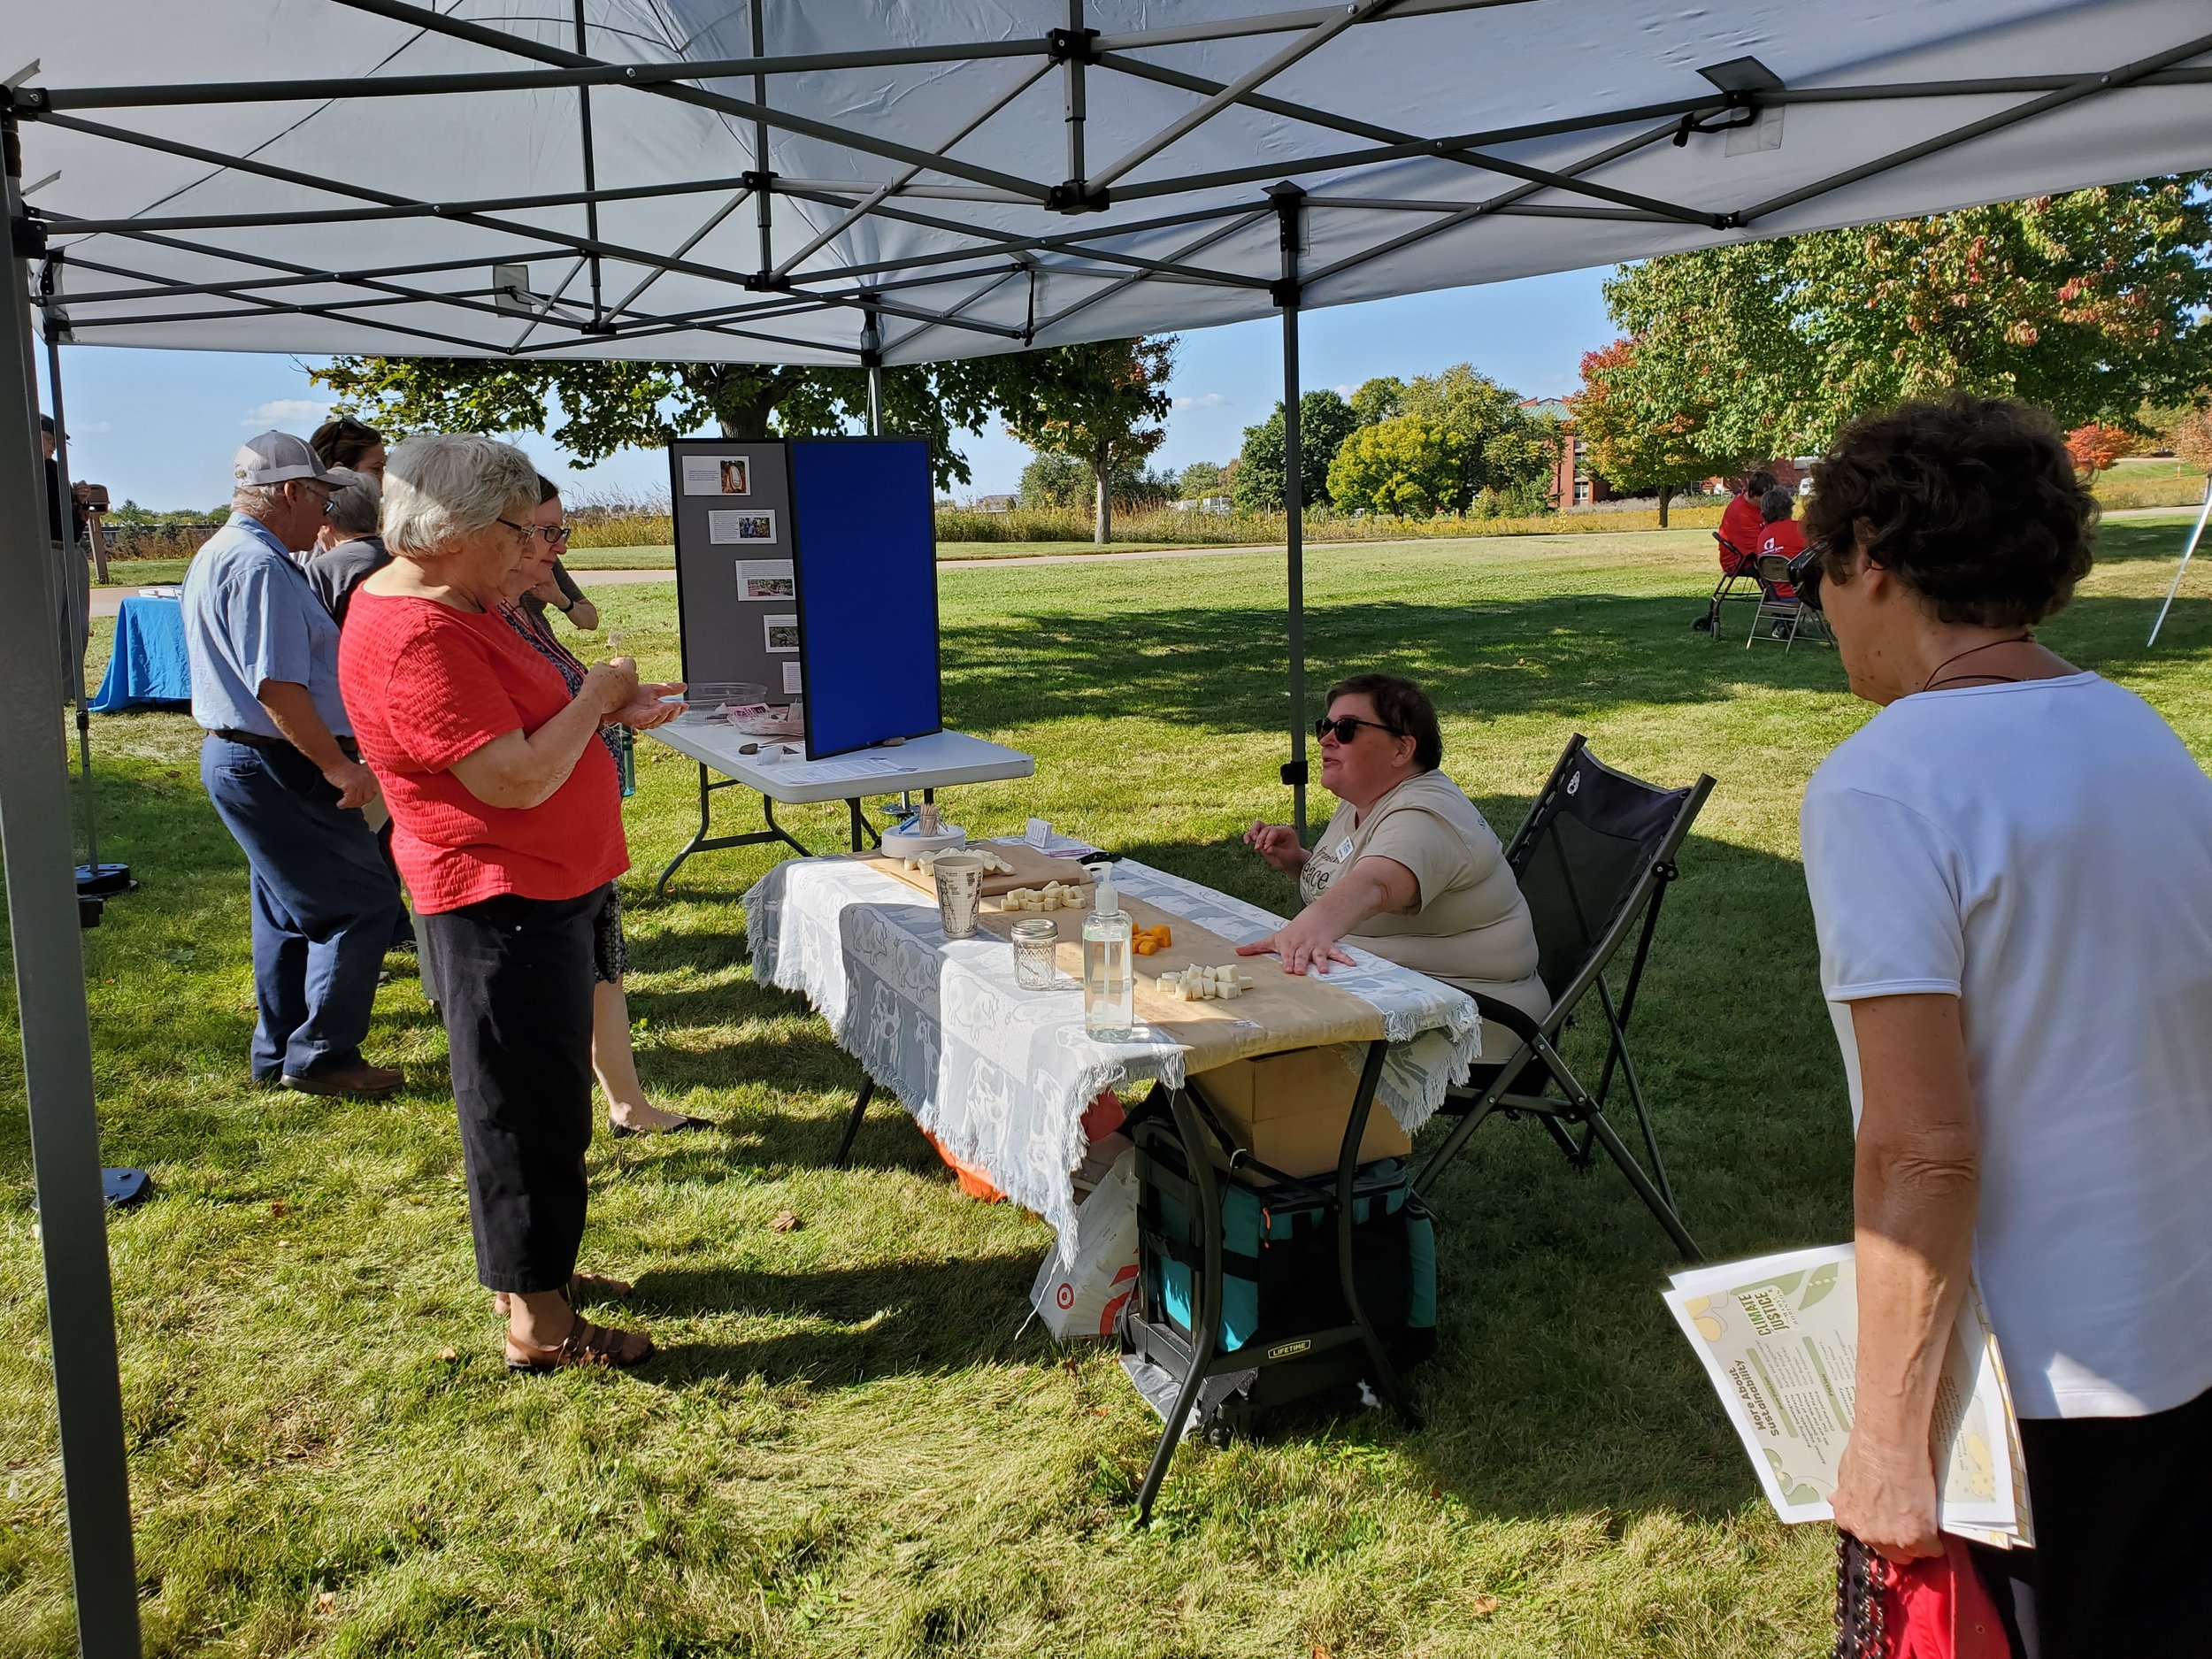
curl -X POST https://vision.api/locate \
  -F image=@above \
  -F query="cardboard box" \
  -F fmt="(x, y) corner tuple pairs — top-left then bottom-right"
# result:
(1187, 1047), (1410, 1179)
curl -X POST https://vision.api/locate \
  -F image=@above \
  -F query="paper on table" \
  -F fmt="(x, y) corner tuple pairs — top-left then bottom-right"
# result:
(765, 752), (917, 785)
(1662, 1243), (2030, 1543)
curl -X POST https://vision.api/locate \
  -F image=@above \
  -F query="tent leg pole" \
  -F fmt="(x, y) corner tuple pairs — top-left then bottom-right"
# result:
(4, 129), (143, 1659)
(1272, 184), (1307, 841)
(41, 300), (102, 879)
(2147, 477), (2211, 647)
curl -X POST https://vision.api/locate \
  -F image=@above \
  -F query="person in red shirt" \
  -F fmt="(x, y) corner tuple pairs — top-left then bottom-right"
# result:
(340, 434), (680, 1372)
(1756, 486), (1805, 599)
(1717, 469), (1778, 574)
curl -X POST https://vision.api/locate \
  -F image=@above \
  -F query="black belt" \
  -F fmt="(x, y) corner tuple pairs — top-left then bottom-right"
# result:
(211, 728), (360, 759)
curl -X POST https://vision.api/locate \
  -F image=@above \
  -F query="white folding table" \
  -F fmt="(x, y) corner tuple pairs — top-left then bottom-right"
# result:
(644, 724), (1034, 895)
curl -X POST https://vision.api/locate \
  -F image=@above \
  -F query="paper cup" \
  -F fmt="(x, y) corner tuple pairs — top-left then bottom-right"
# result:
(932, 853), (987, 940)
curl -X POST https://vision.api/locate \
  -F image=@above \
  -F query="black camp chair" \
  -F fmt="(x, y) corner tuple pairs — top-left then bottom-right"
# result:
(1410, 735), (1711, 1260)
(1702, 533), (1763, 635)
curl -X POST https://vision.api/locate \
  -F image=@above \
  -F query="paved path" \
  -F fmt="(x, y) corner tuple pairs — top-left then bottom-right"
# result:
(85, 503), (2205, 619)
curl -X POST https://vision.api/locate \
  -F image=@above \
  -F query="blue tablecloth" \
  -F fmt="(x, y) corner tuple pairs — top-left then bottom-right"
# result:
(90, 594), (192, 712)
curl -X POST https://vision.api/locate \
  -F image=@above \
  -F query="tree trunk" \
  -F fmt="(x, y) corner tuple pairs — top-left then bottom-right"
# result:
(1093, 447), (1111, 546)
(1657, 486), (1672, 528)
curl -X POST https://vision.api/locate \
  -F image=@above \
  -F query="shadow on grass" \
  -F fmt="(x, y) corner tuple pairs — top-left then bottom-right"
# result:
(635, 1255), (1041, 1386)
(941, 580), (2208, 742)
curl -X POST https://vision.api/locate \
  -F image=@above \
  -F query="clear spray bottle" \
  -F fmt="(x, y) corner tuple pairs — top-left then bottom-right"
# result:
(1081, 869), (1134, 1041)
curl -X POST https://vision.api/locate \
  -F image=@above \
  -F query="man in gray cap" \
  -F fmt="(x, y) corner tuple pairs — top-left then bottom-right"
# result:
(181, 430), (405, 1098)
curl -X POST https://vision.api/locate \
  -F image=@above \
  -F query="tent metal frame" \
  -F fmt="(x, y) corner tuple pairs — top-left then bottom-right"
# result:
(7, 4), (2212, 1650)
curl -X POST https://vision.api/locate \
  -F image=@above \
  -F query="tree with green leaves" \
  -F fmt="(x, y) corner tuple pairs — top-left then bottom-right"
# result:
(946, 337), (1175, 544)
(1602, 174), (2212, 455)
(311, 357), (1014, 494)
(1174, 459), (1228, 498)
(1348, 376), (1406, 427)
(1393, 364), (1561, 515)
(1232, 388), (1361, 513)
(1568, 338), (1738, 526)
(1325, 416), (1467, 518)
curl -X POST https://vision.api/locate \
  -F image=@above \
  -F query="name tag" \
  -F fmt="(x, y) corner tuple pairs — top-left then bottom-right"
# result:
(1336, 836), (1354, 860)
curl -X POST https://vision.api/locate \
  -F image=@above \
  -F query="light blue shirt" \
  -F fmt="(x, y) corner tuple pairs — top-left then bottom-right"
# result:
(180, 513), (351, 739)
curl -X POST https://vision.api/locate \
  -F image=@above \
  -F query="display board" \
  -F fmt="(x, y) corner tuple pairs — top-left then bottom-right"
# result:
(666, 437), (801, 702)
(788, 437), (941, 760)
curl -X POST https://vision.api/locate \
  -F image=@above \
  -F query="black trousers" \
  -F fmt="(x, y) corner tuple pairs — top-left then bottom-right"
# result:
(419, 885), (606, 1294)
(1970, 1383), (2212, 1659)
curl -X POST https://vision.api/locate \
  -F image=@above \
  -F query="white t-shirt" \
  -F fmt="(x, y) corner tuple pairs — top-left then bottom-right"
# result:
(1801, 673), (2212, 1420)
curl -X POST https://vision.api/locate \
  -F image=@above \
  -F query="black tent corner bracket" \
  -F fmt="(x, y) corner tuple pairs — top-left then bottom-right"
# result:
(1280, 759), (1309, 787)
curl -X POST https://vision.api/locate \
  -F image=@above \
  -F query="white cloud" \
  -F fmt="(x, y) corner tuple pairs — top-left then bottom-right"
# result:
(242, 398), (329, 429)
(75, 419), (112, 435)
(1172, 391), (1226, 409)
(1333, 383), (1357, 398)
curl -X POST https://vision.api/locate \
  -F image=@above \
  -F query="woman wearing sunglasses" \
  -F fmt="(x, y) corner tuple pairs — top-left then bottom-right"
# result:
(1239, 673), (1547, 1028)
(1796, 396), (2212, 1656)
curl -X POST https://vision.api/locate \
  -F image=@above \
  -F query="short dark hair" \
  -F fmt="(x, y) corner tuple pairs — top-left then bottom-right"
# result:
(1325, 672), (1442, 772)
(535, 472), (561, 504)
(1760, 486), (1794, 524)
(1742, 470), (1778, 498)
(39, 413), (54, 434)
(310, 415), (384, 471)
(1804, 396), (2095, 629)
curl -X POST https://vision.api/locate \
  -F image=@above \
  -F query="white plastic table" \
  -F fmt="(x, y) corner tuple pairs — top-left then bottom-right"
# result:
(644, 724), (1034, 895)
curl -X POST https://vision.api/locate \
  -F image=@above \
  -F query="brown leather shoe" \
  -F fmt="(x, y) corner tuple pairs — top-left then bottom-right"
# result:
(280, 1062), (403, 1099)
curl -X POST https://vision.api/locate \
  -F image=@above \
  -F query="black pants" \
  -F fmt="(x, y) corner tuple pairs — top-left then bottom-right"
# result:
(419, 885), (606, 1294)
(1970, 1383), (2212, 1659)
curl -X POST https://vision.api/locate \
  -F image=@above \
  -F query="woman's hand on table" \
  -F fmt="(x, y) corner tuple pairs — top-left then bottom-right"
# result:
(1244, 820), (1309, 873)
(609, 680), (686, 730)
(1237, 912), (1356, 977)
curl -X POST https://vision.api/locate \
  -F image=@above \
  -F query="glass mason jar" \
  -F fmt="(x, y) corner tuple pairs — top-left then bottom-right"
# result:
(1010, 918), (1059, 989)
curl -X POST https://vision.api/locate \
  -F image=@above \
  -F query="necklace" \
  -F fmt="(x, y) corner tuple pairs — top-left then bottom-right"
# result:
(1918, 634), (2033, 694)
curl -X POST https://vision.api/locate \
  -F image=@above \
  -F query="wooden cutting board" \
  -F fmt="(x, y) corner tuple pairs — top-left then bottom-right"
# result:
(856, 837), (1097, 899)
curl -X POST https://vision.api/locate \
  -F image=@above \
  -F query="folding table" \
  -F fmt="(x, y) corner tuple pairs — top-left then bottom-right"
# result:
(741, 852), (1480, 1521)
(644, 724), (1033, 893)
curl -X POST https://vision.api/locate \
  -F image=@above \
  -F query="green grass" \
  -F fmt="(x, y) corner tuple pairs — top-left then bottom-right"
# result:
(8, 520), (2210, 1656)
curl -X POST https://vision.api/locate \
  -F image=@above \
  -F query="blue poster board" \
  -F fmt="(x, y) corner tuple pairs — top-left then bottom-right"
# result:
(788, 438), (942, 760)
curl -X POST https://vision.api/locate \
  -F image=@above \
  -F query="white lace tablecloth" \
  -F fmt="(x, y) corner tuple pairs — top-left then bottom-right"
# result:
(742, 855), (1480, 1260)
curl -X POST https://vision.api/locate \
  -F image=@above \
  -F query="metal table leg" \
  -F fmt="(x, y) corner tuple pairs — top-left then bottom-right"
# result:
(832, 1078), (874, 1168)
(653, 763), (811, 898)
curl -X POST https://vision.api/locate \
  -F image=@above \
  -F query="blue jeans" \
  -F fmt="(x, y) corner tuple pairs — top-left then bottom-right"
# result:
(200, 734), (403, 1080)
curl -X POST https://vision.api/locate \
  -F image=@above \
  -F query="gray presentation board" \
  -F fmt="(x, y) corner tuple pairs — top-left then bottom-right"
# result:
(667, 437), (803, 703)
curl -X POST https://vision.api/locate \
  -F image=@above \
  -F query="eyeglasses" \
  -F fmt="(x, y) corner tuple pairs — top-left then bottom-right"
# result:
(494, 517), (536, 541)
(1315, 714), (1401, 744)
(536, 525), (572, 546)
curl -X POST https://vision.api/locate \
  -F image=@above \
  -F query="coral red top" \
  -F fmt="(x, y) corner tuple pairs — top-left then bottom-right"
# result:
(339, 588), (626, 913)
(1717, 493), (1763, 572)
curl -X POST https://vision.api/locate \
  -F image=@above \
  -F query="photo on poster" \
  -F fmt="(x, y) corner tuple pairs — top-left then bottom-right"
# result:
(680, 455), (749, 496)
(764, 614), (800, 653)
(708, 508), (778, 545)
(782, 661), (803, 695)
(736, 558), (795, 602)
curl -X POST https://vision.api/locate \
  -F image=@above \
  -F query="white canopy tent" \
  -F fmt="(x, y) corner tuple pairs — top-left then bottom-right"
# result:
(5, 4), (2208, 1650)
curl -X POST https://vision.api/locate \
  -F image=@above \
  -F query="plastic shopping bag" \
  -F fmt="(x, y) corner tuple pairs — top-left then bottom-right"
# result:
(1030, 1148), (1139, 1340)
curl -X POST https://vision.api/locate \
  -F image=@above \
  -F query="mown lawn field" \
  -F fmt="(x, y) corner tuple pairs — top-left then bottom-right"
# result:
(5, 517), (2208, 1657)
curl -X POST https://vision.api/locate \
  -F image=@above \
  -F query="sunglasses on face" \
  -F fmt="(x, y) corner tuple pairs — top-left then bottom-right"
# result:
(1315, 714), (1401, 744)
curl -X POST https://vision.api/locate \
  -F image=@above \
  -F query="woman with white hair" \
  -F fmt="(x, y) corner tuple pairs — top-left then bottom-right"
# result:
(338, 433), (680, 1371)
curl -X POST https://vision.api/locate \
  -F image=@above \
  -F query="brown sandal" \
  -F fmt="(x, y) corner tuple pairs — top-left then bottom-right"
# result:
(491, 1271), (633, 1319)
(504, 1315), (654, 1373)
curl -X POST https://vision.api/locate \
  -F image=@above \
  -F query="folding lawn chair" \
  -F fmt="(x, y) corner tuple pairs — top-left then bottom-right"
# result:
(1745, 553), (1829, 650)
(1701, 533), (1763, 636)
(1409, 735), (1711, 1260)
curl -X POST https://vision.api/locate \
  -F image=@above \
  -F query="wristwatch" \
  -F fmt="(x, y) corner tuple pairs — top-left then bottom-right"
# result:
(555, 594), (573, 612)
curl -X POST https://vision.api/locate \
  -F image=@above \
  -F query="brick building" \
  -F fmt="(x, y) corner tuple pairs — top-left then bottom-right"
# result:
(1521, 397), (1613, 508)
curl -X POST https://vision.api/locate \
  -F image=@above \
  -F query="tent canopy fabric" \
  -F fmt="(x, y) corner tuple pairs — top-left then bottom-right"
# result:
(15, 0), (2212, 365)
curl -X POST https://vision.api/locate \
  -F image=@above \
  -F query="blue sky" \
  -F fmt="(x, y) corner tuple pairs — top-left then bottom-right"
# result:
(36, 265), (1615, 511)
